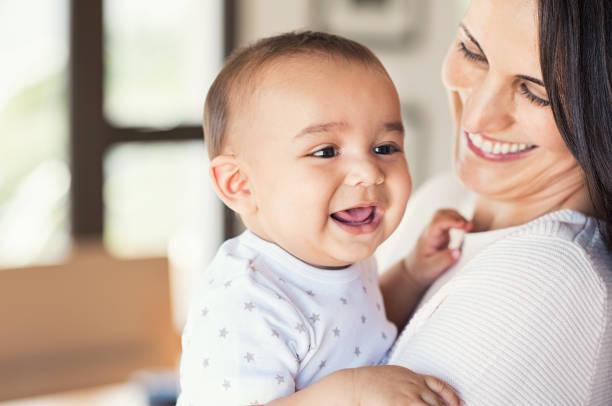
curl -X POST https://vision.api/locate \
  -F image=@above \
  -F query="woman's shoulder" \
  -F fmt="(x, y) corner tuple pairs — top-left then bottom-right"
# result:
(467, 209), (612, 304)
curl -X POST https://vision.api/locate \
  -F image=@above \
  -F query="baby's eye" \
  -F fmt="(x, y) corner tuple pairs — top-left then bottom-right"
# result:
(373, 144), (400, 155)
(311, 146), (338, 158)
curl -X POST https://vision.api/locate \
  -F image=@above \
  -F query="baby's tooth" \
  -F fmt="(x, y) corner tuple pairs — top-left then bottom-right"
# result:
(501, 143), (510, 154)
(473, 134), (483, 148)
(482, 140), (493, 153)
(519, 143), (527, 151)
(493, 143), (502, 154)
(510, 144), (518, 153)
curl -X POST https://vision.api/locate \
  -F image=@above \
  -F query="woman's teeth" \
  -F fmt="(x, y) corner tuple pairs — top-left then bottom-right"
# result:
(468, 132), (534, 154)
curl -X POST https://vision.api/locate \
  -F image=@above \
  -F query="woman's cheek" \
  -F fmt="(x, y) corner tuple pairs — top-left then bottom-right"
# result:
(442, 44), (471, 91)
(519, 106), (567, 153)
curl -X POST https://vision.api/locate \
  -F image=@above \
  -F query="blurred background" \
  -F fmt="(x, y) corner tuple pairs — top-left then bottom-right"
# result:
(0, 0), (467, 404)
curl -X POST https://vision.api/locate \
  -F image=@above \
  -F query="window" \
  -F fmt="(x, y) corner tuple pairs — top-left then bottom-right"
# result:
(102, 0), (224, 259)
(0, 0), (70, 267)
(1, 0), (234, 274)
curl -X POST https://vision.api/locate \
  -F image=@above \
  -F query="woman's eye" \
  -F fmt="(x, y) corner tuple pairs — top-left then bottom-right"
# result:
(373, 144), (400, 155)
(311, 146), (338, 158)
(520, 83), (550, 107)
(458, 42), (487, 63)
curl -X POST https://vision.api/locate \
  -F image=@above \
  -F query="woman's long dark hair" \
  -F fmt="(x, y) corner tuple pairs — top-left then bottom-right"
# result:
(538, 0), (612, 251)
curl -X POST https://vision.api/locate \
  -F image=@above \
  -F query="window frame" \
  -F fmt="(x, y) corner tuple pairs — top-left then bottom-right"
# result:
(69, 0), (237, 241)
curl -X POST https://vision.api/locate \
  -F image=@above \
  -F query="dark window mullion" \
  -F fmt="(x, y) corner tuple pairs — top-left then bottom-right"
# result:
(106, 126), (202, 144)
(70, 0), (106, 238)
(223, 0), (239, 239)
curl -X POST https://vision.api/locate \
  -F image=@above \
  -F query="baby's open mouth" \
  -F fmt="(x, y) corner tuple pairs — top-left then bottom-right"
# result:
(331, 206), (378, 226)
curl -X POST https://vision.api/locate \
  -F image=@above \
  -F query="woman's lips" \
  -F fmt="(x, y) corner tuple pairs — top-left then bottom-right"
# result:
(464, 130), (537, 161)
(331, 205), (383, 235)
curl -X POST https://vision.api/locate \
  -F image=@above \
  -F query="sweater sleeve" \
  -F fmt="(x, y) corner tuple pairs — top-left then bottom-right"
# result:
(389, 234), (608, 405)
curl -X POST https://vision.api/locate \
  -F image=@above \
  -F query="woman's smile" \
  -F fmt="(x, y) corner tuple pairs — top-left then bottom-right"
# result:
(463, 130), (537, 162)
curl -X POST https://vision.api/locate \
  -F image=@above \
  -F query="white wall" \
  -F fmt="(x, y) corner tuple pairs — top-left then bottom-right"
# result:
(235, 0), (466, 187)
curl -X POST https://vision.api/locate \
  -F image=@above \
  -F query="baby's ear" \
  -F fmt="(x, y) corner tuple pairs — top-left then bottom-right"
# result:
(209, 154), (256, 215)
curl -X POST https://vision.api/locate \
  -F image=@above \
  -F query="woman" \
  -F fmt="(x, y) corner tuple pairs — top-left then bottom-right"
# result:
(380, 0), (612, 404)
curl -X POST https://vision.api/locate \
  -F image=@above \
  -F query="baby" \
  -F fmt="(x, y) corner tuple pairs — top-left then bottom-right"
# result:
(177, 31), (469, 406)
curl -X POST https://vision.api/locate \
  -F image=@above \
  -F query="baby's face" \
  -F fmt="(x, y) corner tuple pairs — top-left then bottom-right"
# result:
(233, 55), (411, 268)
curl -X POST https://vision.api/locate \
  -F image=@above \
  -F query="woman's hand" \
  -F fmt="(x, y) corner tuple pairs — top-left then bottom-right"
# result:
(403, 209), (473, 289)
(265, 366), (461, 406)
(350, 365), (462, 406)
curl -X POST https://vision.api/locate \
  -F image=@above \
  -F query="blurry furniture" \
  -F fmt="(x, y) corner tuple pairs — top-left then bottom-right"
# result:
(0, 243), (180, 401)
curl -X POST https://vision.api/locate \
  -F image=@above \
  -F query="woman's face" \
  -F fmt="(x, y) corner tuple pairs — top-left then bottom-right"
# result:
(442, 0), (583, 202)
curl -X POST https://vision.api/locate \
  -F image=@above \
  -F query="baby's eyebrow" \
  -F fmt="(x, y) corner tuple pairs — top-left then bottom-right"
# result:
(294, 121), (404, 139)
(294, 121), (348, 139)
(384, 121), (404, 133)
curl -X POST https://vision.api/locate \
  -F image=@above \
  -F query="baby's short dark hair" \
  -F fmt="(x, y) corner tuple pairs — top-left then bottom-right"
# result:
(203, 30), (388, 158)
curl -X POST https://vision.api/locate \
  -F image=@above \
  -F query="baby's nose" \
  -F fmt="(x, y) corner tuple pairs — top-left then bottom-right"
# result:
(343, 158), (384, 187)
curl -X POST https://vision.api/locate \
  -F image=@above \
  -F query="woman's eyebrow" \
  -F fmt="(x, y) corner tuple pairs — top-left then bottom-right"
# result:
(460, 23), (485, 55)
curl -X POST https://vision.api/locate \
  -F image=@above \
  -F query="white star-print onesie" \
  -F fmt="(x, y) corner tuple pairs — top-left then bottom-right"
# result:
(177, 230), (397, 406)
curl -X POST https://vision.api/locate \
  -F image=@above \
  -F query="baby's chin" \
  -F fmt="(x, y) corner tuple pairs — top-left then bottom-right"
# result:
(318, 246), (377, 269)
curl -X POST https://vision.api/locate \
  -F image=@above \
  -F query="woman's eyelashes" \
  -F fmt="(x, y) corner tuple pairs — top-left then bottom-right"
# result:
(458, 41), (487, 63)
(458, 40), (551, 108)
(520, 83), (550, 107)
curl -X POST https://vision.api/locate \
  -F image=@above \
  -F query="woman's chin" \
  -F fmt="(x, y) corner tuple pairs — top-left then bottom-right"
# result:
(453, 157), (503, 197)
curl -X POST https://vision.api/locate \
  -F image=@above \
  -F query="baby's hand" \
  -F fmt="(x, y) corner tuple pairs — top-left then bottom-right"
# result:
(351, 365), (462, 406)
(404, 209), (473, 288)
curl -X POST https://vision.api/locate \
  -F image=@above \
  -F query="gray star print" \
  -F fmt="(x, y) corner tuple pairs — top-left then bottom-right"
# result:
(202, 358), (209, 368)
(275, 375), (285, 384)
(222, 379), (231, 390)
(295, 323), (306, 334)
(201, 307), (209, 317)
(361, 315), (367, 324)
(244, 352), (255, 363)
(376, 303), (381, 311)
(382, 332), (387, 340)
(309, 313), (320, 323)
(306, 290), (315, 296)
(244, 302), (255, 311)
(362, 286), (368, 294)
(219, 328), (228, 338)
(224, 281), (232, 288)
(354, 346), (361, 357)
(271, 329), (280, 338)
(333, 327), (340, 337)
(340, 297), (348, 305)
(319, 360), (326, 369)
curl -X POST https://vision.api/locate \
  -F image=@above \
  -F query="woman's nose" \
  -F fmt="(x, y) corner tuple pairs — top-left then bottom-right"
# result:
(461, 76), (515, 134)
(343, 156), (385, 187)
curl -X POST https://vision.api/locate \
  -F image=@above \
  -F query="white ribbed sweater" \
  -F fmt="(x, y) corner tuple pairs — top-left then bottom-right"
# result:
(388, 209), (612, 405)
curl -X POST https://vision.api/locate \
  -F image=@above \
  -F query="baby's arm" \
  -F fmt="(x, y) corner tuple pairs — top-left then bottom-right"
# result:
(380, 209), (472, 329)
(265, 365), (461, 406)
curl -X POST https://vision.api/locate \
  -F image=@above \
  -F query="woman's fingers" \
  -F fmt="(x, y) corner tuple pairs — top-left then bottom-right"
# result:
(424, 375), (462, 406)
